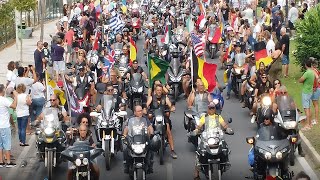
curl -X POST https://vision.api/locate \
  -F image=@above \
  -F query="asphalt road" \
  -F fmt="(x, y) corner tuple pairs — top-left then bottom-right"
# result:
(12, 37), (311, 180)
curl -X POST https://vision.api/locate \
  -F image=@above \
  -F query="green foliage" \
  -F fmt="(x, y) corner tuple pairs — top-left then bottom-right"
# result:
(12, 0), (37, 12)
(294, 4), (320, 70)
(0, 1), (15, 25)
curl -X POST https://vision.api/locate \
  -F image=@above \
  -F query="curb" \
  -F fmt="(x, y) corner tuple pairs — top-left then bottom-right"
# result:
(300, 131), (320, 167)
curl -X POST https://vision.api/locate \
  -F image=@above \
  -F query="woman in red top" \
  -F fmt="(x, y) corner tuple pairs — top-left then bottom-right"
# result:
(311, 58), (319, 125)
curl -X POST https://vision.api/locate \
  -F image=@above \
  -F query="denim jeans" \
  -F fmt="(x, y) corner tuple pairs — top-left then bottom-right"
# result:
(31, 97), (45, 122)
(17, 116), (29, 144)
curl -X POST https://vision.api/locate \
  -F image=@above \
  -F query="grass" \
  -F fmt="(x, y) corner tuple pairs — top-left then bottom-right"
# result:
(281, 40), (320, 153)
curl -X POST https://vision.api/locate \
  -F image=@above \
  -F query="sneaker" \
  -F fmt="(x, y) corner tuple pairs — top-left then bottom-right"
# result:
(251, 115), (256, 124)
(170, 150), (178, 159)
(0, 163), (5, 168)
(226, 95), (230, 100)
(6, 162), (16, 168)
(241, 102), (246, 108)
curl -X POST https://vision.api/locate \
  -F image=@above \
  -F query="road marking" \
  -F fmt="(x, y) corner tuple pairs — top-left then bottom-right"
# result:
(7, 134), (36, 180)
(296, 152), (319, 180)
(166, 162), (173, 180)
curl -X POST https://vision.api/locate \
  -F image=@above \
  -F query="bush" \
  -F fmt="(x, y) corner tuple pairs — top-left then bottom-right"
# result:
(294, 4), (320, 70)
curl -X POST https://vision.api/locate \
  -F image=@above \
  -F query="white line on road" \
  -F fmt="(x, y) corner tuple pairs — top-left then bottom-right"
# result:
(296, 152), (319, 180)
(6, 134), (36, 180)
(166, 162), (173, 180)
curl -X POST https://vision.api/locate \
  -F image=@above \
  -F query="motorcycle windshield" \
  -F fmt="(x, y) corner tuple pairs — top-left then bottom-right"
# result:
(130, 73), (143, 87)
(114, 43), (123, 51)
(276, 95), (297, 121)
(157, 35), (165, 47)
(257, 126), (284, 141)
(202, 125), (223, 140)
(234, 53), (245, 67)
(42, 107), (61, 130)
(119, 56), (128, 66)
(208, 25), (216, 37)
(132, 17), (138, 22)
(170, 57), (181, 76)
(103, 95), (114, 118)
(127, 117), (149, 137)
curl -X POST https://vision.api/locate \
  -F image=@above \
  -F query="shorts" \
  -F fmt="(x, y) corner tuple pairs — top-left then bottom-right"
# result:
(0, 127), (12, 150)
(302, 93), (313, 109)
(53, 61), (65, 72)
(66, 45), (72, 54)
(311, 88), (320, 101)
(282, 55), (290, 65)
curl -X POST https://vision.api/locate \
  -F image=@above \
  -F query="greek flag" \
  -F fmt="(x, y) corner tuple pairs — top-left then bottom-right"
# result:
(109, 14), (124, 33)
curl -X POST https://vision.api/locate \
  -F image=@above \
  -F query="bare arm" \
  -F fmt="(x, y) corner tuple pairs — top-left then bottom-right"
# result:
(147, 125), (154, 136)
(9, 91), (18, 109)
(146, 96), (153, 109)
(26, 94), (32, 106)
(123, 126), (128, 137)
(187, 91), (195, 108)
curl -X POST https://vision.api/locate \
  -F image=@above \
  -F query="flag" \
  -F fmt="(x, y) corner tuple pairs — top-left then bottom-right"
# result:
(191, 33), (204, 57)
(129, 37), (137, 64)
(223, 42), (233, 61)
(92, 30), (101, 51)
(109, 14), (124, 33)
(211, 23), (223, 44)
(161, 23), (171, 44)
(196, 14), (206, 29)
(94, 0), (101, 19)
(192, 51), (217, 92)
(254, 41), (273, 69)
(65, 83), (84, 115)
(46, 72), (66, 105)
(147, 54), (170, 86)
(186, 15), (194, 33)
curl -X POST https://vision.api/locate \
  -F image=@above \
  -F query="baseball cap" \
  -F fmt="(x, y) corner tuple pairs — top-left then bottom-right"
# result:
(133, 60), (138, 64)
(208, 102), (216, 109)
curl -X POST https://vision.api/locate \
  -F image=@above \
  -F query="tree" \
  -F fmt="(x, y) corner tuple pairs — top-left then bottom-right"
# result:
(294, 4), (320, 70)
(12, 0), (37, 62)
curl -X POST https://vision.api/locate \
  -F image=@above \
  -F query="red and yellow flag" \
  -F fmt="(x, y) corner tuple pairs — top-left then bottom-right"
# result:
(129, 37), (137, 65)
(223, 42), (233, 61)
(254, 41), (273, 69)
(211, 23), (223, 44)
(192, 51), (217, 92)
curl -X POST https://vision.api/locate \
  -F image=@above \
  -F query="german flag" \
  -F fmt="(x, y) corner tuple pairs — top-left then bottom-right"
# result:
(192, 51), (217, 92)
(254, 41), (273, 69)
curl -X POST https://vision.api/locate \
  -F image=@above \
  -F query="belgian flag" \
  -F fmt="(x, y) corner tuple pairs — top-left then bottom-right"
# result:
(254, 41), (273, 69)
(192, 51), (217, 92)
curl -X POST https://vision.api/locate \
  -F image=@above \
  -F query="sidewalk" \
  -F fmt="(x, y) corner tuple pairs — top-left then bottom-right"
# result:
(0, 19), (58, 179)
(0, 20), (58, 84)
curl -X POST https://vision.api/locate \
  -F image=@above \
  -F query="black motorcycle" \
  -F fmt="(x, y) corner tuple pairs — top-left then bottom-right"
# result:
(152, 109), (167, 165)
(246, 126), (294, 180)
(184, 108), (207, 147)
(244, 78), (256, 110)
(35, 107), (67, 180)
(61, 141), (104, 180)
(127, 73), (146, 110)
(231, 55), (246, 99)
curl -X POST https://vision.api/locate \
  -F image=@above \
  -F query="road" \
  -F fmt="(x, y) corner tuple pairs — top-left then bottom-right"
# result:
(8, 37), (316, 180)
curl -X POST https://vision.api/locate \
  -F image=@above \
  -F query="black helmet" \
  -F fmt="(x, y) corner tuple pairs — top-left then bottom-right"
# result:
(149, 134), (161, 151)
(262, 108), (274, 122)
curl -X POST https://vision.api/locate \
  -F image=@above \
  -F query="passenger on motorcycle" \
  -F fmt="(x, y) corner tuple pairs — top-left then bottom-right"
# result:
(146, 84), (178, 159)
(122, 28), (131, 43)
(125, 60), (148, 81)
(103, 69), (128, 100)
(251, 73), (274, 123)
(187, 79), (213, 111)
(144, 23), (155, 51)
(148, 80), (170, 96)
(240, 55), (257, 107)
(67, 124), (100, 180)
(123, 105), (154, 173)
(96, 82), (123, 112)
(193, 103), (231, 180)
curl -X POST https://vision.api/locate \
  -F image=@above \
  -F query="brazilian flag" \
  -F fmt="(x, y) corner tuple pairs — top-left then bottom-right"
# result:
(147, 54), (169, 87)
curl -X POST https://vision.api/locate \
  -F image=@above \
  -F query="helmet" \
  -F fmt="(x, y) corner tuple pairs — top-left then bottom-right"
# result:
(122, 28), (129, 33)
(149, 134), (161, 151)
(262, 108), (274, 122)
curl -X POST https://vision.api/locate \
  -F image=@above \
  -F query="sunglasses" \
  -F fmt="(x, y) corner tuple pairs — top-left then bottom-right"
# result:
(82, 121), (88, 124)
(123, 49), (128, 50)
(107, 89), (114, 92)
(274, 82), (280, 85)
(50, 99), (56, 102)
(262, 77), (267, 79)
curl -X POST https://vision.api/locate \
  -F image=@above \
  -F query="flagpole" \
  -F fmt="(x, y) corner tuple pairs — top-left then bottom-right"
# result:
(62, 74), (72, 120)
(190, 46), (194, 92)
(45, 70), (50, 101)
(146, 53), (151, 87)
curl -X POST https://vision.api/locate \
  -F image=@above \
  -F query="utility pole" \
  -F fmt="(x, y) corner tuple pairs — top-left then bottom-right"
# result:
(40, 0), (45, 42)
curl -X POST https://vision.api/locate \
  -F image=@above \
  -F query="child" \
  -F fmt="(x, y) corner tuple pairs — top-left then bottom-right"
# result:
(43, 42), (51, 68)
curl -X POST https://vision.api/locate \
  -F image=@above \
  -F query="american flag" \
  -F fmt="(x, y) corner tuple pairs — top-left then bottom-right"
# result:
(191, 33), (204, 57)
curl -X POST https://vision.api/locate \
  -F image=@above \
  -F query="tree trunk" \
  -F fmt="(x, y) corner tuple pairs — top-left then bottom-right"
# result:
(20, 11), (23, 62)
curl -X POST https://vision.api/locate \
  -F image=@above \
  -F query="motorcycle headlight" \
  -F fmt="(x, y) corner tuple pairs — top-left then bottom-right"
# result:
(162, 50), (167, 56)
(208, 37), (213, 41)
(262, 96), (272, 106)
(101, 121), (108, 126)
(283, 121), (297, 129)
(264, 152), (272, 160)
(133, 22), (137, 26)
(82, 158), (89, 165)
(155, 116), (163, 123)
(138, 87), (143, 93)
(276, 152), (282, 159)
(75, 158), (82, 166)
(44, 127), (55, 136)
(207, 138), (218, 145)
(132, 144), (145, 154)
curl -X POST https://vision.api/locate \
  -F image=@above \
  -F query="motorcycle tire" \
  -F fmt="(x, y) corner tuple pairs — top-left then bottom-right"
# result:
(174, 85), (179, 101)
(210, 50), (215, 59)
(47, 151), (54, 180)
(105, 140), (112, 170)
(159, 136), (164, 165)
(183, 116), (188, 130)
(290, 144), (295, 166)
(135, 168), (145, 180)
(208, 164), (221, 180)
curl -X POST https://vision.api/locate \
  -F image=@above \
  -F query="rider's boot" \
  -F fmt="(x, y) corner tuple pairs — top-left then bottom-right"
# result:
(298, 144), (305, 157)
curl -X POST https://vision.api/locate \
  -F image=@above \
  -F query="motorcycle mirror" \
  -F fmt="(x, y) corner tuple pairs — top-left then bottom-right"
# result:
(246, 137), (255, 144)
(90, 111), (100, 117)
(116, 111), (128, 116)
(225, 128), (234, 135)
(228, 118), (232, 123)
(35, 128), (41, 135)
(96, 142), (102, 148)
(298, 115), (306, 122)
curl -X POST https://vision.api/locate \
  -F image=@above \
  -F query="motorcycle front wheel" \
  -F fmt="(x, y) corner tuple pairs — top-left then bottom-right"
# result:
(290, 144), (295, 166)
(47, 151), (53, 180)
(134, 168), (145, 180)
(159, 136), (164, 165)
(208, 164), (221, 180)
(105, 140), (111, 170)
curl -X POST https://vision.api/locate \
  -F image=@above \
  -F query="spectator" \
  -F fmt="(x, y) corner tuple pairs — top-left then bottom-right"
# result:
(288, 2), (299, 37)
(0, 84), (17, 168)
(295, 171), (310, 180)
(6, 87), (17, 131)
(6, 61), (17, 89)
(34, 41), (45, 81)
(299, 3), (308, 20)
(298, 59), (315, 131)
(310, 58), (319, 125)
(268, 42), (282, 82)
(43, 42), (50, 70)
(16, 84), (32, 146)
(64, 27), (75, 64)
(30, 73), (46, 126)
(15, 66), (36, 94)
(265, 30), (275, 56)
(263, 7), (272, 32)
(52, 38), (65, 81)
(252, 18), (262, 40)
(280, 27), (289, 77)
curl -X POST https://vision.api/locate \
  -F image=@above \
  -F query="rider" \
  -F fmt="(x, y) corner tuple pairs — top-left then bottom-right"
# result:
(146, 84), (178, 159)
(193, 103), (232, 180)
(187, 79), (213, 111)
(122, 105), (154, 173)
(125, 60), (148, 81)
(66, 124), (100, 180)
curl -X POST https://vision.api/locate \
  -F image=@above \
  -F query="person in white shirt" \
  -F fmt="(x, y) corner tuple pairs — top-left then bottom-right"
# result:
(288, 2), (299, 37)
(15, 66), (36, 95)
(252, 18), (261, 40)
(16, 84), (32, 146)
(30, 73), (46, 125)
(6, 61), (17, 89)
(242, 5), (254, 25)
(0, 84), (18, 168)
(265, 30), (275, 56)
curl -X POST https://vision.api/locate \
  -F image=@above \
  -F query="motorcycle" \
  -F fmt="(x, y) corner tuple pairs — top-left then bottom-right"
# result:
(274, 95), (303, 166)
(61, 141), (104, 180)
(210, 87), (225, 115)
(192, 119), (234, 180)
(114, 42), (123, 61)
(184, 108), (207, 147)
(75, 75), (92, 112)
(231, 54), (246, 99)
(35, 107), (67, 180)
(91, 95), (127, 170)
(152, 109), (167, 165)
(207, 24), (219, 59)
(256, 94), (273, 127)
(118, 55), (129, 77)
(244, 78), (256, 110)
(127, 73), (146, 110)
(246, 126), (294, 180)
(132, 16), (141, 41)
